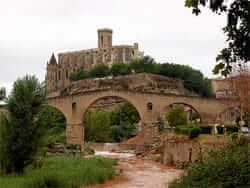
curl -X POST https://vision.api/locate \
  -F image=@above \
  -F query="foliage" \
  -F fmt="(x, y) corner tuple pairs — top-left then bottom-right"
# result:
(110, 62), (130, 76)
(166, 106), (187, 127)
(88, 64), (110, 78)
(69, 57), (213, 97)
(0, 75), (46, 174)
(189, 127), (201, 138)
(185, 0), (250, 76)
(0, 114), (11, 176)
(216, 125), (224, 134)
(0, 87), (6, 101)
(84, 110), (112, 142)
(38, 106), (66, 133)
(175, 126), (190, 135)
(225, 125), (239, 134)
(198, 125), (211, 134)
(84, 102), (140, 142)
(169, 137), (250, 188)
(69, 70), (88, 81)
(0, 156), (116, 188)
(175, 125), (201, 138)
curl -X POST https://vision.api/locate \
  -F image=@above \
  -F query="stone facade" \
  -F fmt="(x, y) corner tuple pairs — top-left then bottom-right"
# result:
(211, 78), (233, 99)
(45, 28), (144, 93)
(162, 134), (230, 168)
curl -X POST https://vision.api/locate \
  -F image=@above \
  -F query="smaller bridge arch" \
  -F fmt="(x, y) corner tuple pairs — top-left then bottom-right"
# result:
(160, 102), (202, 123)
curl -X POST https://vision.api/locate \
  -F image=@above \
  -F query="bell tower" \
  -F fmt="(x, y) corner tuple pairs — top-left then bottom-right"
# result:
(98, 28), (113, 49)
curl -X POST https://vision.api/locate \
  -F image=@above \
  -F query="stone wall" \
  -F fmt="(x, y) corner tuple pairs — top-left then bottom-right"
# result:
(162, 134), (230, 168)
(47, 73), (196, 99)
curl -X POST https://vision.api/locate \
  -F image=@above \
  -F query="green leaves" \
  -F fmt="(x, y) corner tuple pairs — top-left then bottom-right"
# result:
(185, 0), (250, 76)
(166, 106), (188, 127)
(84, 102), (140, 143)
(1, 75), (46, 174)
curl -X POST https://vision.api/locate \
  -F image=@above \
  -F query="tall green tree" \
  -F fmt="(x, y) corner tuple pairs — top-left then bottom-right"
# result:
(1, 75), (46, 174)
(0, 87), (6, 101)
(185, 0), (250, 76)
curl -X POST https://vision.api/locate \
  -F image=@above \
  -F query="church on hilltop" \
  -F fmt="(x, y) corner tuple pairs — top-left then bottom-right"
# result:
(45, 28), (144, 93)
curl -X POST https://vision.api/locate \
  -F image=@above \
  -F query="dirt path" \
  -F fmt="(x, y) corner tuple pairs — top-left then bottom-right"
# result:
(87, 154), (183, 188)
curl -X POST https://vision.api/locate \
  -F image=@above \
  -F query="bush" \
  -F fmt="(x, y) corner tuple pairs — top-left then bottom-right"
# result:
(198, 125), (211, 134)
(110, 62), (131, 76)
(175, 126), (190, 135)
(169, 138), (250, 188)
(225, 125), (239, 134)
(69, 70), (88, 81)
(166, 106), (187, 127)
(216, 125), (224, 134)
(189, 127), (201, 138)
(88, 64), (110, 78)
(175, 125), (201, 139)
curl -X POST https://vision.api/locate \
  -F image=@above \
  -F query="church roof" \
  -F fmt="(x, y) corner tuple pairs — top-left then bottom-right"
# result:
(49, 53), (57, 65)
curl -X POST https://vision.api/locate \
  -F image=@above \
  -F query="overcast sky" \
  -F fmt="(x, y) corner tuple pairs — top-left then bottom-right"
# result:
(0, 0), (227, 94)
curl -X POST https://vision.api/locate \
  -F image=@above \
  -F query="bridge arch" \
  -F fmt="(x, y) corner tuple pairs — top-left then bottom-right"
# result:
(81, 95), (143, 122)
(216, 106), (242, 124)
(160, 102), (202, 124)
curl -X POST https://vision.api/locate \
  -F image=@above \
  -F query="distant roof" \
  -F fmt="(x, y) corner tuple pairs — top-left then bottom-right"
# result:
(97, 28), (113, 33)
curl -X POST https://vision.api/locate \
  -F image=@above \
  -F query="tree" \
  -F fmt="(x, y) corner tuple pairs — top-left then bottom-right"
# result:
(84, 110), (112, 142)
(110, 62), (131, 76)
(69, 70), (88, 81)
(0, 87), (6, 101)
(1, 75), (46, 174)
(185, 0), (250, 76)
(88, 64), (110, 78)
(166, 106), (188, 127)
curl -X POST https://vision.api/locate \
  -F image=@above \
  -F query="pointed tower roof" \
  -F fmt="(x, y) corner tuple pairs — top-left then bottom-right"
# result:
(49, 53), (57, 65)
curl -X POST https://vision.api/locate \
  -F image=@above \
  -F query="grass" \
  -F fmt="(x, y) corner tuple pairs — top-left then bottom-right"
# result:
(0, 156), (117, 188)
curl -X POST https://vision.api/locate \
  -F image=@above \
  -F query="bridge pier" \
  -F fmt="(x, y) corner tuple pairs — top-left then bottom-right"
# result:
(66, 123), (84, 148)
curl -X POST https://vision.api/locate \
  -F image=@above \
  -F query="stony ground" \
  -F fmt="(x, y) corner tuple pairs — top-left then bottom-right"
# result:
(86, 153), (183, 188)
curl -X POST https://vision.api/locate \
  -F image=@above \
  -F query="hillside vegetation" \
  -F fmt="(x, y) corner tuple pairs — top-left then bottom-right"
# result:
(70, 56), (213, 97)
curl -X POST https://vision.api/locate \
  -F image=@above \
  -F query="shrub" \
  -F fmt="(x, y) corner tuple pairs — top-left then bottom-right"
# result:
(225, 125), (239, 134)
(110, 62), (131, 76)
(216, 125), (224, 134)
(175, 126), (190, 135)
(175, 126), (201, 139)
(189, 127), (201, 138)
(88, 64), (110, 78)
(198, 125), (211, 134)
(69, 70), (88, 81)
(166, 106), (187, 127)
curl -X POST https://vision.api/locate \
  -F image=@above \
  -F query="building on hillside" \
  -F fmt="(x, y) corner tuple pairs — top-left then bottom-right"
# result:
(45, 28), (144, 93)
(211, 78), (233, 99)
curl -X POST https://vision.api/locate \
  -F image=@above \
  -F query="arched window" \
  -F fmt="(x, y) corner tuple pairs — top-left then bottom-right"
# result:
(72, 102), (76, 112)
(147, 103), (153, 111)
(101, 36), (104, 47)
(66, 70), (69, 79)
(58, 71), (61, 80)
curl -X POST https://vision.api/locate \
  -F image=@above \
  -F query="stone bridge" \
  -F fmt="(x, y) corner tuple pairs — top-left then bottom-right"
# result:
(45, 89), (231, 147)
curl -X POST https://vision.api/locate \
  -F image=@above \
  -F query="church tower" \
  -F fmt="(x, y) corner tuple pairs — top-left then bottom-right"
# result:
(98, 28), (113, 49)
(46, 53), (58, 93)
